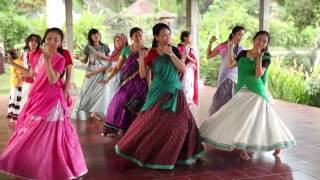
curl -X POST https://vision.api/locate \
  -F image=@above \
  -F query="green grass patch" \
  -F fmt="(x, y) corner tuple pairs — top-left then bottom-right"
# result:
(0, 70), (10, 95)
(73, 68), (86, 88)
(0, 68), (86, 96)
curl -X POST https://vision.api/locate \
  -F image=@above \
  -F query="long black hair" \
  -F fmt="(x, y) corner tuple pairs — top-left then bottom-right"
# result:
(151, 23), (181, 58)
(129, 27), (143, 39)
(180, 31), (190, 43)
(87, 28), (103, 46)
(253, 30), (271, 54)
(226, 26), (245, 55)
(24, 34), (41, 51)
(6, 49), (18, 59)
(151, 23), (170, 48)
(42, 27), (64, 57)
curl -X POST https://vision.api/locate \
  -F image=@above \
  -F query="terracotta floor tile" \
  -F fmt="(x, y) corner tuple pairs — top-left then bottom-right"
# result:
(0, 87), (319, 179)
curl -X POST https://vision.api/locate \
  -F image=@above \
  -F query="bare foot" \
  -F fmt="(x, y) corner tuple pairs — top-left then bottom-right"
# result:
(196, 157), (206, 163)
(273, 149), (280, 156)
(248, 151), (254, 157)
(274, 155), (282, 169)
(72, 177), (83, 180)
(91, 113), (102, 121)
(240, 150), (250, 161)
(115, 130), (124, 140)
(9, 119), (17, 123)
(85, 72), (94, 78)
(106, 133), (117, 138)
(116, 129), (124, 140)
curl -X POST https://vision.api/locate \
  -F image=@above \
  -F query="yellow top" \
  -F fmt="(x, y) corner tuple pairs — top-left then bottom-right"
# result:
(10, 58), (24, 87)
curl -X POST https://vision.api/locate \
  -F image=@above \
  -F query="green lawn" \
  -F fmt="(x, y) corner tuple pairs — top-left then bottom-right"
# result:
(0, 173), (14, 180)
(0, 68), (87, 95)
(73, 68), (86, 89)
(0, 70), (10, 95)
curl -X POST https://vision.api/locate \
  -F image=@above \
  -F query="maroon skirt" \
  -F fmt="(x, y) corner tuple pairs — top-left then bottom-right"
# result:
(115, 90), (204, 169)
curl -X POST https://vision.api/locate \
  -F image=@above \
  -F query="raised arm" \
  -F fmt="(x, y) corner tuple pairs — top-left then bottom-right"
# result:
(98, 54), (126, 85)
(138, 49), (150, 79)
(94, 51), (111, 61)
(206, 36), (219, 59)
(43, 52), (61, 84)
(255, 51), (266, 77)
(8, 58), (34, 78)
(79, 54), (89, 64)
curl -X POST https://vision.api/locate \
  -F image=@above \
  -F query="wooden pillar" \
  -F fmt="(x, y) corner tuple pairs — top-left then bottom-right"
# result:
(65, 0), (77, 93)
(65, 0), (73, 54)
(259, 0), (270, 31)
(259, 0), (270, 89)
(186, 0), (202, 112)
(186, 0), (199, 57)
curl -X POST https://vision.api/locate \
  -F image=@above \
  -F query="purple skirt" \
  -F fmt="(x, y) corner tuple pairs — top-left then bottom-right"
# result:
(104, 75), (147, 133)
(209, 78), (236, 116)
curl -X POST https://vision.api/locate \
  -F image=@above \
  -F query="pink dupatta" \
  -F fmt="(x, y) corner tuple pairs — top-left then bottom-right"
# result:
(17, 52), (66, 127)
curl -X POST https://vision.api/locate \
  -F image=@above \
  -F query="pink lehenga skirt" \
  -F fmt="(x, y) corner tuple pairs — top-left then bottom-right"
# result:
(0, 100), (88, 180)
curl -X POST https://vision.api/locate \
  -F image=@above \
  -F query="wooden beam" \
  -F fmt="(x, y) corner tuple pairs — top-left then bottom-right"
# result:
(65, 0), (76, 92)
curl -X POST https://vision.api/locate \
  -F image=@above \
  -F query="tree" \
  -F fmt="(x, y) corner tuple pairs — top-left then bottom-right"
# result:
(0, 0), (45, 15)
(0, 12), (30, 50)
(283, 0), (320, 67)
(0, 0), (45, 50)
(73, 11), (109, 55)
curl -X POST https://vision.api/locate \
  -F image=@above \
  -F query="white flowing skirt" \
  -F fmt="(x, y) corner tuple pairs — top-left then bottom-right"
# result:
(19, 82), (32, 113)
(200, 88), (296, 152)
(7, 86), (22, 119)
(104, 62), (121, 115)
(72, 64), (108, 120)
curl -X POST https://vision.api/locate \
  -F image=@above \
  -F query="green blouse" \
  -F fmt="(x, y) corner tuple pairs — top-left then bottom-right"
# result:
(141, 54), (181, 112)
(120, 46), (132, 59)
(236, 51), (271, 101)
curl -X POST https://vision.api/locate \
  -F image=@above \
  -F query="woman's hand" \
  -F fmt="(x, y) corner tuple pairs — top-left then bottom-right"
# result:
(97, 79), (108, 85)
(159, 45), (173, 55)
(209, 36), (217, 43)
(106, 67), (113, 73)
(138, 49), (147, 63)
(251, 49), (265, 59)
(85, 71), (95, 78)
(256, 49), (265, 58)
(227, 40), (235, 49)
(74, 54), (80, 60)
(63, 87), (69, 100)
(6, 58), (13, 65)
(94, 51), (105, 59)
(43, 47), (60, 84)
(43, 48), (53, 63)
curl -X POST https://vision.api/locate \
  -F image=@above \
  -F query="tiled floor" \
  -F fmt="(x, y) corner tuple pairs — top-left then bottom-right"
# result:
(0, 86), (320, 180)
